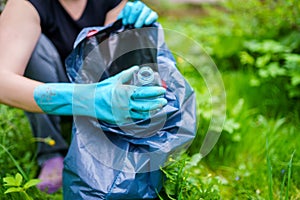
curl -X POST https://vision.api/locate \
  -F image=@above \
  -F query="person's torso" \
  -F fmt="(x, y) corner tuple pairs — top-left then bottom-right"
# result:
(28, 0), (121, 62)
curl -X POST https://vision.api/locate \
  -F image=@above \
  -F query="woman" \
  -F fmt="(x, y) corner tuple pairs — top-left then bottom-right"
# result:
(0, 0), (166, 193)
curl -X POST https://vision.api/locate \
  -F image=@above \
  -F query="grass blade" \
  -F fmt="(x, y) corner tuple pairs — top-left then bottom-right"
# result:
(285, 150), (295, 200)
(0, 143), (28, 181)
(266, 139), (273, 200)
(280, 169), (287, 200)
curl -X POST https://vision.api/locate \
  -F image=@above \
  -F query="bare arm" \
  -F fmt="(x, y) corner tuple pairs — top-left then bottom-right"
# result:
(104, 0), (127, 25)
(0, 0), (43, 112)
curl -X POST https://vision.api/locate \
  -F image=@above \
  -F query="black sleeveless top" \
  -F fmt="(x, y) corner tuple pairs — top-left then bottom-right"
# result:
(28, 0), (121, 62)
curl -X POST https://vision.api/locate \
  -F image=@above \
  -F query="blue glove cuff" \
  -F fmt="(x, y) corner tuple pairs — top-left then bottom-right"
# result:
(34, 83), (74, 115)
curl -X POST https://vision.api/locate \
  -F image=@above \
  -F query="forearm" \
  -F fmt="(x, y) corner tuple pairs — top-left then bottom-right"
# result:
(0, 70), (43, 112)
(0, 70), (89, 116)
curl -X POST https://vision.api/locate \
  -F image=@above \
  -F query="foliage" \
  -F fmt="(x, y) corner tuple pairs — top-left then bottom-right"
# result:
(241, 39), (300, 98)
(0, 106), (36, 179)
(221, 0), (300, 39)
(159, 154), (224, 200)
(3, 173), (40, 200)
(154, 0), (300, 198)
(159, 0), (300, 99)
(212, 0), (300, 98)
(0, 105), (62, 200)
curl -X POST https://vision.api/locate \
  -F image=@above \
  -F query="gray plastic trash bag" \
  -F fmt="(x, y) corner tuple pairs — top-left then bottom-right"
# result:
(63, 20), (196, 199)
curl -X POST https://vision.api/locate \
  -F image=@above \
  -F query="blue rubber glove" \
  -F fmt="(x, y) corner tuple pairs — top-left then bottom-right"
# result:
(118, 1), (158, 28)
(34, 66), (167, 125)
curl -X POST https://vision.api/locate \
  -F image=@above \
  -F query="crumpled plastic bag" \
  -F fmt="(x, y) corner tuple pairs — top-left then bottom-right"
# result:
(63, 19), (196, 199)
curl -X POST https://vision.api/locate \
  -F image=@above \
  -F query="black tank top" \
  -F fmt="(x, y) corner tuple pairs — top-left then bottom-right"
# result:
(28, 0), (121, 62)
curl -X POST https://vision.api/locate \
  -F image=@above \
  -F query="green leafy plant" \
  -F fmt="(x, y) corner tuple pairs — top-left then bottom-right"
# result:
(2, 173), (40, 200)
(0, 105), (62, 199)
(0, 105), (36, 178)
(160, 154), (225, 200)
(241, 39), (300, 98)
(195, 0), (300, 99)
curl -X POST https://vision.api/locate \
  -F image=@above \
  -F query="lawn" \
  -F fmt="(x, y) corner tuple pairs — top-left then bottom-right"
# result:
(1, 0), (300, 199)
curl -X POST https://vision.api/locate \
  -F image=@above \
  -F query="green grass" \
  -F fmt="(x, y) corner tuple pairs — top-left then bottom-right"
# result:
(159, 68), (300, 199)
(157, 7), (300, 199)
(0, 106), (63, 200)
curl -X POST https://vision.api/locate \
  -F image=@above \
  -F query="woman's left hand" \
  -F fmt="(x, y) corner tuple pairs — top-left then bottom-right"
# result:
(118, 1), (158, 28)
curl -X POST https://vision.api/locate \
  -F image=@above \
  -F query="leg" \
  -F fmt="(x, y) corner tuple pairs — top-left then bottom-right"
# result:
(24, 112), (68, 165)
(24, 34), (70, 193)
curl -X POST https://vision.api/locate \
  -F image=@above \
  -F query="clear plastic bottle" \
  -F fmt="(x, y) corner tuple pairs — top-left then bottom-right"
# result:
(133, 66), (161, 86)
(132, 66), (164, 118)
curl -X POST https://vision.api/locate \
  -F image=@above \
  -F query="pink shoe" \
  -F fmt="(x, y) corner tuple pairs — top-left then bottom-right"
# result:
(37, 156), (64, 194)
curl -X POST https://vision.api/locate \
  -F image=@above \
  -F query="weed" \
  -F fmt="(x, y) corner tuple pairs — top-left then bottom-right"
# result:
(2, 173), (40, 200)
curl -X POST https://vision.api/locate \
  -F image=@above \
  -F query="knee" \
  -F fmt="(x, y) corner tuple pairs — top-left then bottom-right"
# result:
(24, 34), (67, 83)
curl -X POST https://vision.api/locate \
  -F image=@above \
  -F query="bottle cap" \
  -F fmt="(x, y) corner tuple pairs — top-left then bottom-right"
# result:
(137, 66), (155, 85)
